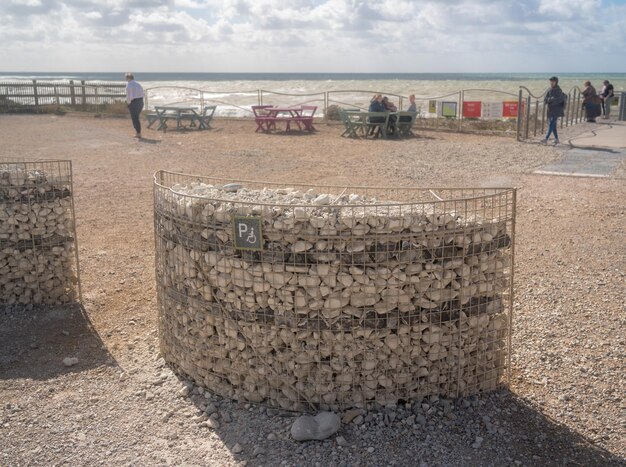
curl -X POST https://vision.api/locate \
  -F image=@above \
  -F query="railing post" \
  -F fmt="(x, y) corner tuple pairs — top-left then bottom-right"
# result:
(458, 91), (463, 132)
(524, 95), (531, 139)
(533, 98), (539, 136)
(540, 94), (546, 135)
(516, 89), (523, 141)
(258, 89), (262, 106)
(564, 90), (571, 128)
(324, 91), (328, 124)
(70, 80), (76, 106)
(32, 79), (39, 107)
(81, 80), (86, 108)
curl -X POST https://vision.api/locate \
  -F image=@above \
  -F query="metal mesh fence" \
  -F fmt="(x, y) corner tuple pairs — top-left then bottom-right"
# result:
(154, 171), (516, 411)
(0, 160), (80, 306)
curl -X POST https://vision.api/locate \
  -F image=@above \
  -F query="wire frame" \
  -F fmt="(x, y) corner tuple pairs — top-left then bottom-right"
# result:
(0, 160), (81, 306)
(154, 171), (516, 411)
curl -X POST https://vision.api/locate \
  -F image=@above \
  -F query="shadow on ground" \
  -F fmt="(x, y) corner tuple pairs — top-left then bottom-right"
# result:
(0, 303), (117, 380)
(181, 386), (623, 466)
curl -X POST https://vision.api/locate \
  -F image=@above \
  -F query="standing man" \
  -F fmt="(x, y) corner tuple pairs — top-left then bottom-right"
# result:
(125, 73), (144, 138)
(543, 76), (565, 145)
(600, 80), (615, 119)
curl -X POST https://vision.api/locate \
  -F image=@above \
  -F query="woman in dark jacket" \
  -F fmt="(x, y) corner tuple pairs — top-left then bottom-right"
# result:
(543, 76), (565, 145)
(582, 81), (601, 122)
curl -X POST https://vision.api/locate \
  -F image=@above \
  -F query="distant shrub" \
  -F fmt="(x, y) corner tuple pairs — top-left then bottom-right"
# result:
(325, 105), (342, 121)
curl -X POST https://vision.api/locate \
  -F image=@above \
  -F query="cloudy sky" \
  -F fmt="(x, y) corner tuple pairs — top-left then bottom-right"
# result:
(1, 0), (625, 73)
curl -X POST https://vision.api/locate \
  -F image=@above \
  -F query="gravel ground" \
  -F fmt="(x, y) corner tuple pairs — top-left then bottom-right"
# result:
(0, 114), (624, 466)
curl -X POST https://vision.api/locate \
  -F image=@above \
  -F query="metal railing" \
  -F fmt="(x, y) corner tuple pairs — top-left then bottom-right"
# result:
(1, 80), (595, 138)
(0, 80), (126, 112)
(516, 85), (584, 141)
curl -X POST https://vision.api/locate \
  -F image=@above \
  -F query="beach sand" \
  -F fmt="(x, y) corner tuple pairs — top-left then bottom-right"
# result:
(1, 114), (624, 465)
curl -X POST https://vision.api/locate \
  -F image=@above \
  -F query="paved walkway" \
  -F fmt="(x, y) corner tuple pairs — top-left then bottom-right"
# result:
(534, 120), (626, 178)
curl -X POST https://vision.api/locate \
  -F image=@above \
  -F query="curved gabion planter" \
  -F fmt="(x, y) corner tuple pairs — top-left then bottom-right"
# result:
(154, 171), (515, 411)
(1, 160), (80, 306)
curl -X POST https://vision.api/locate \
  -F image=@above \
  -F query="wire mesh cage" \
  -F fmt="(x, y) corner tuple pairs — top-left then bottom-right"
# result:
(154, 171), (516, 411)
(0, 160), (80, 306)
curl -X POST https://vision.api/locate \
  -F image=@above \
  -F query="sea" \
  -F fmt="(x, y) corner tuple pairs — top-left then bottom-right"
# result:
(1, 72), (624, 117)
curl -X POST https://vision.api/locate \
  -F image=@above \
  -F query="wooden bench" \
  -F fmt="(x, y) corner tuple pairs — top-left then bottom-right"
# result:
(179, 105), (216, 129)
(295, 105), (317, 131)
(393, 111), (417, 137)
(252, 105), (276, 132)
(145, 112), (159, 128)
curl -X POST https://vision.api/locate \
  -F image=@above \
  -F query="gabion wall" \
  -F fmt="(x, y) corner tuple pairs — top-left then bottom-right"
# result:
(154, 171), (516, 411)
(0, 160), (80, 306)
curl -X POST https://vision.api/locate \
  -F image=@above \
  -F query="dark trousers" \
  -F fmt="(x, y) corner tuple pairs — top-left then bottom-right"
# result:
(128, 98), (144, 134)
(546, 116), (558, 140)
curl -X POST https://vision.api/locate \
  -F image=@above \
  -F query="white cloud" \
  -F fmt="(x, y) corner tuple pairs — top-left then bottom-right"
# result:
(0, 0), (624, 72)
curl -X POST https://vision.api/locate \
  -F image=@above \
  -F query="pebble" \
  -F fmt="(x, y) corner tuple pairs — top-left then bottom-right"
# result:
(62, 357), (79, 367)
(232, 443), (243, 454)
(342, 408), (362, 424)
(353, 415), (364, 425)
(291, 412), (341, 441)
(267, 433), (277, 441)
(367, 447), (375, 453)
(336, 435), (349, 447)
(221, 411), (232, 423)
(253, 446), (266, 457)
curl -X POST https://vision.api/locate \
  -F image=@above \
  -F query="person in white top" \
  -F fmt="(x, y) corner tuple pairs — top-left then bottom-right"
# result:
(125, 73), (144, 138)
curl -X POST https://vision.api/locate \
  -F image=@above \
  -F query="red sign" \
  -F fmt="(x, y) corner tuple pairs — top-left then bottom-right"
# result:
(502, 101), (520, 118)
(463, 101), (482, 118)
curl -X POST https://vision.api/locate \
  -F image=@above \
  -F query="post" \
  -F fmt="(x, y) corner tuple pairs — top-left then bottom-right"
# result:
(324, 91), (328, 124)
(533, 98), (539, 136)
(70, 80), (76, 106)
(32, 79), (39, 107)
(524, 95), (531, 139)
(458, 91), (463, 132)
(258, 89), (262, 106)
(516, 89), (523, 141)
(81, 80), (86, 108)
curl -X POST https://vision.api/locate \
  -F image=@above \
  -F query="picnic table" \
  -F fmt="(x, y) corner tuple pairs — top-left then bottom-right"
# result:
(339, 109), (416, 139)
(252, 105), (317, 133)
(148, 105), (216, 131)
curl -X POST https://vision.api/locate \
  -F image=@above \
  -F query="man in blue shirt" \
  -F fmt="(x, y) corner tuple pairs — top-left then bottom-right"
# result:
(125, 73), (144, 138)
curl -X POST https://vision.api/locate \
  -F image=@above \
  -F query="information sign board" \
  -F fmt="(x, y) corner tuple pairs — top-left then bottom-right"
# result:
(441, 102), (457, 118)
(463, 101), (482, 118)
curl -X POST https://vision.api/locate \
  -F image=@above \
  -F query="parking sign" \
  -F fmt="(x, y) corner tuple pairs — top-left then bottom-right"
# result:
(233, 216), (263, 251)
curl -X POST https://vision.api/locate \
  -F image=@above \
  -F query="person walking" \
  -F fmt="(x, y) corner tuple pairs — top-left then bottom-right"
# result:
(600, 80), (615, 119)
(542, 76), (565, 145)
(125, 73), (144, 138)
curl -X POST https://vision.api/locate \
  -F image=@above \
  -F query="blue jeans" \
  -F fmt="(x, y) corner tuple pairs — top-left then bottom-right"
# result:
(545, 116), (558, 141)
(128, 98), (144, 134)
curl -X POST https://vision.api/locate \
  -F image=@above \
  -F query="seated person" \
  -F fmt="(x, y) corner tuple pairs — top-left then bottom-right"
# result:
(399, 94), (417, 124)
(382, 96), (397, 112)
(382, 96), (398, 134)
(369, 94), (385, 113)
(407, 94), (417, 112)
(368, 94), (386, 136)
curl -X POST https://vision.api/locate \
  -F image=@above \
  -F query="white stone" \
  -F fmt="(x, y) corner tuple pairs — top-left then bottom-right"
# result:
(290, 412), (341, 441)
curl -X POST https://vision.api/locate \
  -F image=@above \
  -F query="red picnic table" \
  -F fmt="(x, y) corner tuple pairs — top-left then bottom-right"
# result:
(252, 105), (317, 133)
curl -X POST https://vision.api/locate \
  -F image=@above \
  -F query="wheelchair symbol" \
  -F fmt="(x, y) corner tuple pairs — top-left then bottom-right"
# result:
(246, 227), (257, 244)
